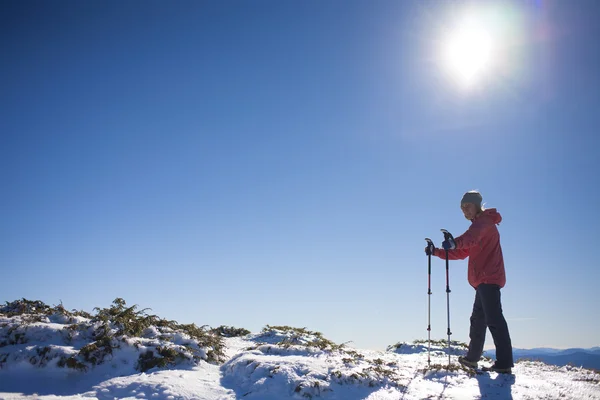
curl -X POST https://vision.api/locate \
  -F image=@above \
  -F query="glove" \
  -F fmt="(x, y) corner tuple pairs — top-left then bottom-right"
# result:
(442, 238), (456, 250)
(425, 242), (436, 256)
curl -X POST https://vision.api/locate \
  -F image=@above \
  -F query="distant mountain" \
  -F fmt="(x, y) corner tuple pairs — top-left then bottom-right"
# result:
(485, 347), (600, 370)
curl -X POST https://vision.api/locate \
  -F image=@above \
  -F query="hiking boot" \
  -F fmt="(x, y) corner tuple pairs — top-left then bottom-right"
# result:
(483, 363), (512, 374)
(458, 356), (478, 369)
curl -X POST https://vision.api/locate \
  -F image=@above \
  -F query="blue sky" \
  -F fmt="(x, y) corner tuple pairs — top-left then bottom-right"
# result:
(2, 0), (599, 351)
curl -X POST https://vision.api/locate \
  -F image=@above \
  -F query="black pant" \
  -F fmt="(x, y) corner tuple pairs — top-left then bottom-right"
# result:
(466, 284), (514, 368)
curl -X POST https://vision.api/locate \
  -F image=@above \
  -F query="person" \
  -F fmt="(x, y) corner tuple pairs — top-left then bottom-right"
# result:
(425, 190), (514, 373)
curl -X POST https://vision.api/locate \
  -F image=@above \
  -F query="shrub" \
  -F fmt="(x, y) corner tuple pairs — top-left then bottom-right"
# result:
(0, 298), (235, 372)
(211, 325), (251, 338)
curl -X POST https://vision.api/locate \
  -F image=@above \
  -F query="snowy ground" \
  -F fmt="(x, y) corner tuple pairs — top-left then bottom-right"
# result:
(1, 303), (599, 399)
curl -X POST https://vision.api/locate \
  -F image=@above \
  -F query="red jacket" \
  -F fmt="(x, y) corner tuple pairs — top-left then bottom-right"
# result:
(434, 208), (506, 289)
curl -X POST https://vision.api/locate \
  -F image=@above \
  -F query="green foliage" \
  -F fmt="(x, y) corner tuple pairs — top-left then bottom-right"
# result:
(261, 325), (344, 352)
(344, 349), (365, 360)
(252, 325), (407, 393)
(422, 362), (478, 377)
(328, 359), (406, 390)
(211, 325), (250, 338)
(1, 299), (51, 317)
(406, 339), (468, 348)
(85, 299), (226, 366)
(29, 346), (53, 367)
(0, 299), (92, 320)
(78, 336), (118, 365)
(53, 302), (93, 319)
(92, 298), (163, 337)
(0, 298), (239, 373)
(136, 346), (185, 372)
(57, 356), (88, 372)
(1, 326), (29, 347)
(574, 375), (600, 384)
(293, 381), (331, 399)
(263, 325), (310, 334)
(174, 323), (225, 364)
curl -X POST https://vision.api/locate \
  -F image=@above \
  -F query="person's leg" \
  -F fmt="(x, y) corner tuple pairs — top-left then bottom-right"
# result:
(465, 288), (487, 361)
(478, 284), (514, 367)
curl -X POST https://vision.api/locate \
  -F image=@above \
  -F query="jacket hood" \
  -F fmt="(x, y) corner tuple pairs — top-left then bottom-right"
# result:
(480, 208), (502, 224)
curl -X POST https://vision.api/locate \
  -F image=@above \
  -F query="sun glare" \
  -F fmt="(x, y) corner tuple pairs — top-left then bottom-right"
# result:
(441, 15), (497, 88)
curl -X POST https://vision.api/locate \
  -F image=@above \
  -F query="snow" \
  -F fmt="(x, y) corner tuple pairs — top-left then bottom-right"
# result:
(1, 308), (599, 399)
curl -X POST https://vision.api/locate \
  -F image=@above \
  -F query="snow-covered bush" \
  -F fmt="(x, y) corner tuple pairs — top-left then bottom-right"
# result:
(387, 339), (468, 355)
(0, 298), (244, 374)
(211, 325), (251, 338)
(222, 325), (407, 398)
(251, 325), (344, 351)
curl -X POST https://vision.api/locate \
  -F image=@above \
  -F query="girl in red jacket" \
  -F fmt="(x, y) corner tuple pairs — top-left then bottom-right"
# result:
(431, 191), (514, 373)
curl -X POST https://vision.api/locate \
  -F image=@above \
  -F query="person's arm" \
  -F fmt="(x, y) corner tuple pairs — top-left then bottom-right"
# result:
(433, 247), (469, 260)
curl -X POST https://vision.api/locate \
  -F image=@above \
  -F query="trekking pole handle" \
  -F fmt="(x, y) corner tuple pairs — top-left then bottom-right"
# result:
(424, 238), (434, 255)
(440, 229), (455, 242)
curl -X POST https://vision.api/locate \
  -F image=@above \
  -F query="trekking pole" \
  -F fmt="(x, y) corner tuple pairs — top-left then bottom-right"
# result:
(441, 229), (454, 366)
(424, 238), (434, 367)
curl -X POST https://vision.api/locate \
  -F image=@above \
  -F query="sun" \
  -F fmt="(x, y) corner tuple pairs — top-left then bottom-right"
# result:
(442, 19), (495, 87)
